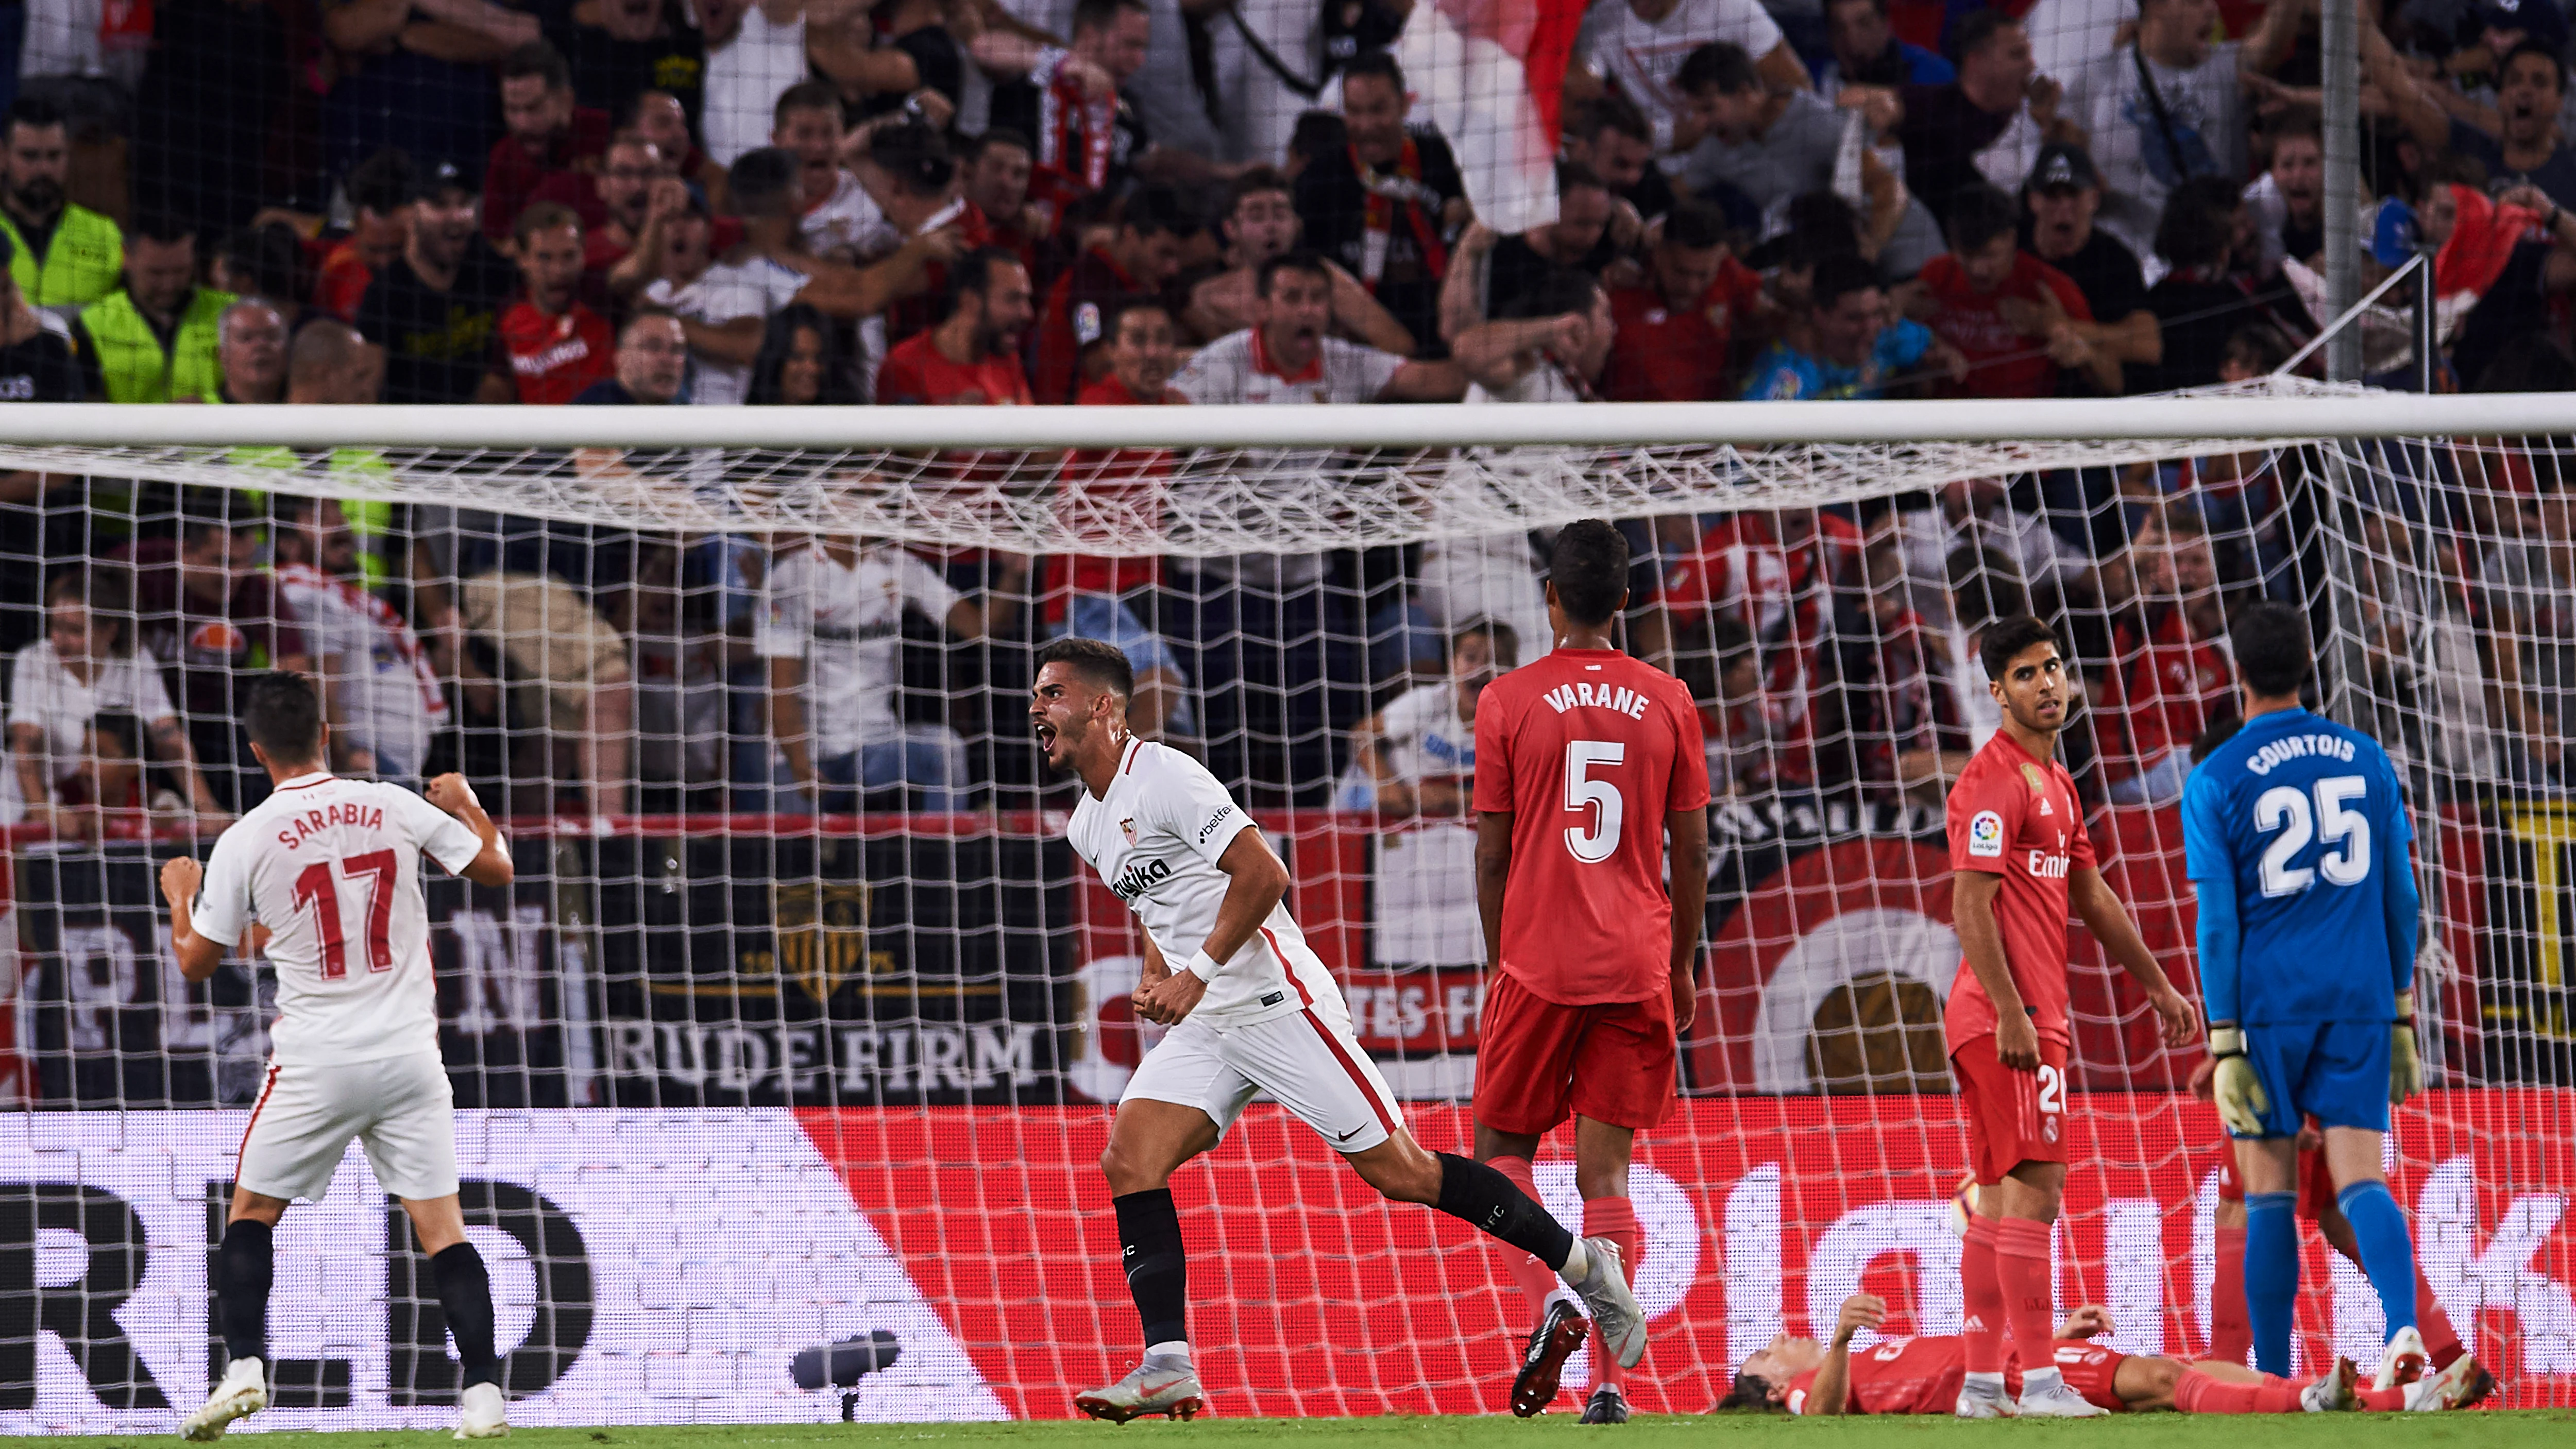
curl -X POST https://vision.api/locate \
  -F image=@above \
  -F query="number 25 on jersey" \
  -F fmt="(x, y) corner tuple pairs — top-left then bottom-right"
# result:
(2253, 775), (2371, 898)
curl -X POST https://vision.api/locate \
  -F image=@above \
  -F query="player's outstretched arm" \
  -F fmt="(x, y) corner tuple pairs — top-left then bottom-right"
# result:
(159, 856), (225, 983)
(1807, 1293), (1884, 1416)
(427, 774), (515, 888)
(1132, 825), (1288, 1026)
(2069, 865), (2199, 1047)
(1668, 806), (1708, 1034)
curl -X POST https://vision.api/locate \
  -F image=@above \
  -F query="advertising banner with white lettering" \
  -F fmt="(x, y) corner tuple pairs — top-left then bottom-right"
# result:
(5, 1097), (2571, 1431)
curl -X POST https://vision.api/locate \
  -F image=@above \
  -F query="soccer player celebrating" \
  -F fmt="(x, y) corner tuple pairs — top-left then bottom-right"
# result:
(161, 673), (517, 1441)
(1468, 520), (1710, 1423)
(2184, 602), (2437, 1392)
(1945, 615), (2197, 1418)
(1719, 1291), (2481, 1416)
(1031, 637), (1650, 1423)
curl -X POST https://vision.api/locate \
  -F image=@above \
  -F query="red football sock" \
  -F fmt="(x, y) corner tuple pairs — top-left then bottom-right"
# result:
(2175, 1368), (2306, 1413)
(1583, 1195), (1640, 1392)
(1488, 1157), (1562, 1316)
(2210, 1224), (2251, 1363)
(1995, 1218), (2057, 1373)
(2416, 1268), (2464, 1371)
(1962, 1214), (2006, 1373)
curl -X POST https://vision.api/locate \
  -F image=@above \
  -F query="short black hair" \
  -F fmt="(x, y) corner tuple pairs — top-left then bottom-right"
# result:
(2230, 599), (2312, 697)
(1567, 92), (1650, 146)
(1339, 49), (1405, 93)
(727, 146), (801, 218)
(942, 246), (1026, 318)
(346, 148), (416, 216)
(1451, 617), (1521, 669)
(2154, 175), (2243, 271)
(1501, 265), (1601, 322)
(1662, 197), (1729, 252)
(501, 40), (572, 90)
(869, 120), (955, 196)
(1810, 251), (1881, 313)
(2504, 38), (2567, 92)
(1677, 41), (1760, 98)
(1946, 183), (2020, 253)
(5, 94), (65, 142)
(243, 671), (327, 763)
(1120, 182), (1197, 239)
(1949, 8), (2017, 64)
(1035, 636), (1135, 702)
(125, 211), (195, 247)
(1979, 613), (2061, 681)
(1715, 1372), (1777, 1411)
(1258, 248), (1332, 297)
(1071, 0), (1148, 35)
(1103, 293), (1174, 342)
(2190, 710), (2244, 764)
(88, 710), (144, 762)
(967, 127), (1033, 163)
(1548, 519), (1630, 627)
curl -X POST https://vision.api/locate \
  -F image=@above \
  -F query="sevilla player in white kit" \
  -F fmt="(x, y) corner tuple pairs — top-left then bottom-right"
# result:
(1029, 637), (1650, 1422)
(159, 673), (516, 1441)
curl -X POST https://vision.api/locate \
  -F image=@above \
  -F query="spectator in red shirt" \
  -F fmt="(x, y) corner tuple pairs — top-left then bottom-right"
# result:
(1032, 182), (1194, 403)
(1604, 197), (1762, 401)
(1915, 184), (2116, 398)
(962, 128), (1039, 274)
(1055, 295), (1193, 740)
(2098, 508), (2232, 805)
(314, 149), (412, 322)
(876, 246), (1037, 405)
(485, 42), (613, 250)
(499, 202), (616, 404)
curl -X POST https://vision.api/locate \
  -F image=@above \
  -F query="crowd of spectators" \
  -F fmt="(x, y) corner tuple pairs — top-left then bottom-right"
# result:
(0, 0), (2565, 828)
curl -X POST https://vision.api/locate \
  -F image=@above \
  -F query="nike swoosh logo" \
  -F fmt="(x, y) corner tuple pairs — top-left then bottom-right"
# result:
(1336, 1125), (1365, 1141)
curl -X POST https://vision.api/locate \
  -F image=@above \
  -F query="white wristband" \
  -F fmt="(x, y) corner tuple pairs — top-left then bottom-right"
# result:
(1183, 949), (1223, 981)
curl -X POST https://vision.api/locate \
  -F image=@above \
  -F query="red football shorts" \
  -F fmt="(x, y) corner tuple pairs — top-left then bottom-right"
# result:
(2212, 1127), (2335, 1218)
(1951, 1033), (2070, 1186)
(1472, 969), (1675, 1135)
(2049, 1343), (2129, 1412)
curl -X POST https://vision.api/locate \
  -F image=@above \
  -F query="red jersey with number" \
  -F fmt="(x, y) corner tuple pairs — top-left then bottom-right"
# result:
(1944, 730), (2093, 1053)
(499, 300), (615, 405)
(1471, 648), (1711, 1005)
(1785, 1337), (2024, 1415)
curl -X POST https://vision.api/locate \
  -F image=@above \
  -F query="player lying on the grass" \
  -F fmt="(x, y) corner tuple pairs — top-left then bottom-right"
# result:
(1470, 521), (1709, 1425)
(159, 673), (517, 1442)
(1718, 1292), (2486, 1416)
(1029, 637), (1649, 1425)
(2183, 602), (2434, 1392)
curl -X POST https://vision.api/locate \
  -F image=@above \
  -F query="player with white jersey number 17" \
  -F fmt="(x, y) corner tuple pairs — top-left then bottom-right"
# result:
(1029, 637), (1651, 1424)
(158, 672), (518, 1443)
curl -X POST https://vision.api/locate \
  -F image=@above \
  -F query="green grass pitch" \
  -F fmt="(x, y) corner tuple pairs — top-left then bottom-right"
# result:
(42, 1414), (2576, 1448)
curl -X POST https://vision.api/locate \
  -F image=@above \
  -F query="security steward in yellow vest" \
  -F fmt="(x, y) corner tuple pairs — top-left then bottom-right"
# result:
(76, 219), (232, 404)
(0, 98), (120, 316)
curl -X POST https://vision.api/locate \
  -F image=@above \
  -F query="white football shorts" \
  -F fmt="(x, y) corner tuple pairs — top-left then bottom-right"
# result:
(236, 1050), (460, 1203)
(1123, 1000), (1404, 1153)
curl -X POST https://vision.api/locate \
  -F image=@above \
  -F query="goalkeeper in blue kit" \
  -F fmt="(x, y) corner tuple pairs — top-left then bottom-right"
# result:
(2181, 603), (2441, 1395)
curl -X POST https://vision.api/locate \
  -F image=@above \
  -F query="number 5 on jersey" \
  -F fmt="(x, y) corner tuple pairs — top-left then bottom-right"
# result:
(294, 849), (398, 978)
(1564, 740), (1625, 863)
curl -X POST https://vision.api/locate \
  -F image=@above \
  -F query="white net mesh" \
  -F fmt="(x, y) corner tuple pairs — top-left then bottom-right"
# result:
(0, 380), (2571, 1428)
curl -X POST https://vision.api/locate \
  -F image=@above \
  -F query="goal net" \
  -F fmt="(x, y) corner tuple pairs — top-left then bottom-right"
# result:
(0, 376), (2569, 1429)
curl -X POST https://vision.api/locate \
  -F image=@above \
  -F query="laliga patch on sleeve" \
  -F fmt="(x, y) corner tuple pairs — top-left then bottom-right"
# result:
(1075, 301), (1103, 346)
(1967, 810), (2005, 858)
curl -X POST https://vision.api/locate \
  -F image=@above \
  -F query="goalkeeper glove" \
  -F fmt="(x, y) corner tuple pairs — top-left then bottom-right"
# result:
(2390, 991), (2423, 1103)
(2208, 1025), (2268, 1137)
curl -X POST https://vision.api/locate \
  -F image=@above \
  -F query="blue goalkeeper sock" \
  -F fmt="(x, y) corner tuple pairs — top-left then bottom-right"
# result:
(2245, 1191), (2299, 1377)
(2335, 1179), (2420, 1342)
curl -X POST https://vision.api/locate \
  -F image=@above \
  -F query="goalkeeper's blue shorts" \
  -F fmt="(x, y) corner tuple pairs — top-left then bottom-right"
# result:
(2233, 1019), (2391, 1139)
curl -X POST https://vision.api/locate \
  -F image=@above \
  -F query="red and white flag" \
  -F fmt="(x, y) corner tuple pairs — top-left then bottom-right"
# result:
(1397, 0), (1586, 235)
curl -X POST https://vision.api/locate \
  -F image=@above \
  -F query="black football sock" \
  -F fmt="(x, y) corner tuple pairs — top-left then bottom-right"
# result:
(1112, 1189), (1190, 1352)
(430, 1242), (503, 1390)
(215, 1219), (274, 1367)
(1436, 1152), (1575, 1272)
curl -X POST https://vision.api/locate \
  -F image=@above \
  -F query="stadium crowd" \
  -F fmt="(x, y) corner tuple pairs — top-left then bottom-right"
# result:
(0, 0), (2558, 826)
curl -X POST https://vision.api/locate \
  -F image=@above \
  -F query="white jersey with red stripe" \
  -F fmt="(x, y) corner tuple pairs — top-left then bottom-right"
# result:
(1066, 737), (1346, 1030)
(194, 772), (485, 1066)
